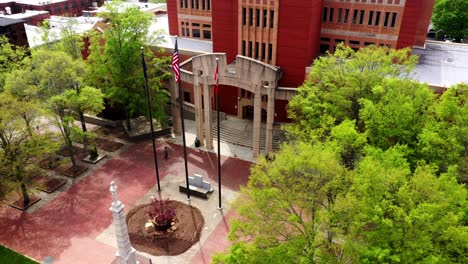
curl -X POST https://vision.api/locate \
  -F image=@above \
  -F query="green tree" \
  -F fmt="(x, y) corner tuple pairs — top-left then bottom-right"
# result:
(432, 0), (468, 42)
(87, 1), (169, 130)
(334, 147), (468, 263)
(0, 36), (29, 88)
(0, 93), (57, 206)
(286, 44), (417, 142)
(214, 143), (349, 263)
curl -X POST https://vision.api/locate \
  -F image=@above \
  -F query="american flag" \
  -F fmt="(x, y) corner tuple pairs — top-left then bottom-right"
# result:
(214, 59), (219, 93)
(172, 38), (180, 83)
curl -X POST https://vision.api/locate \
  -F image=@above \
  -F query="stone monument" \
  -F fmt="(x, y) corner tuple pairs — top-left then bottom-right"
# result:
(109, 181), (138, 264)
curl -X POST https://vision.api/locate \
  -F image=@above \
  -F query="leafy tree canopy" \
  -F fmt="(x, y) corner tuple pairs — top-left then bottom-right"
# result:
(432, 0), (468, 42)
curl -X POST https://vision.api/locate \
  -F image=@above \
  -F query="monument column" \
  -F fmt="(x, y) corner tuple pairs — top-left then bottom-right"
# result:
(252, 89), (262, 158)
(109, 181), (138, 264)
(194, 83), (205, 145)
(265, 87), (275, 153)
(169, 77), (181, 135)
(203, 85), (213, 149)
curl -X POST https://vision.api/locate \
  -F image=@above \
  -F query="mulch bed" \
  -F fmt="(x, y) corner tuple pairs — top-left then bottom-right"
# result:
(34, 175), (67, 193)
(95, 138), (124, 152)
(54, 163), (88, 178)
(126, 200), (204, 256)
(8, 196), (41, 211)
(56, 146), (89, 160)
(38, 156), (62, 170)
(96, 126), (129, 140)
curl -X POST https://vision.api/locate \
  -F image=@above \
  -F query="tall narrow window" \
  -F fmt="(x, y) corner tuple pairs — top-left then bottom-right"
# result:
(368, 11), (374, 25)
(248, 41), (252, 57)
(344, 9), (349, 23)
(202, 0), (205, 10)
(242, 41), (246, 56)
(337, 8), (343, 23)
(263, 9), (267, 28)
(329, 8), (334, 22)
(268, 43), (273, 61)
(261, 43), (266, 60)
(207, 0), (210, 10)
(256, 9), (260, 27)
(255, 42), (259, 59)
(249, 8), (253, 26)
(352, 10), (358, 24)
(195, 0), (199, 9)
(242, 8), (246, 25)
(191, 0), (194, 9)
(180, 0), (183, 8)
(322, 7), (328, 22)
(375, 11), (381, 26)
(270, 10), (274, 28)
(359, 10), (365, 24)
(391, 12), (397, 27)
(384, 12), (390, 27)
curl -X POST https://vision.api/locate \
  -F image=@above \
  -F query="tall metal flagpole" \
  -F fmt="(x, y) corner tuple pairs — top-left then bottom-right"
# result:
(215, 58), (222, 210)
(141, 47), (161, 191)
(173, 37), (191, 200)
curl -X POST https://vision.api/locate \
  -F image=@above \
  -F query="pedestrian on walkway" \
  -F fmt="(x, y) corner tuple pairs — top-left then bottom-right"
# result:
(164, 146), (169, 159)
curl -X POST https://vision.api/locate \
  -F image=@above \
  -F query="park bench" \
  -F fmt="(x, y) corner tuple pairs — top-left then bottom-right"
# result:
(179, 174), (213, 199)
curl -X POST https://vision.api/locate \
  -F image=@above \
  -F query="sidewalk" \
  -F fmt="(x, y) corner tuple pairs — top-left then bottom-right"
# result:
(0, 118), (256, 263)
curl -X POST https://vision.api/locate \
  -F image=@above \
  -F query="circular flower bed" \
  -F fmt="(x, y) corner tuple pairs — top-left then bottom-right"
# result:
(126, 200), (204, 256)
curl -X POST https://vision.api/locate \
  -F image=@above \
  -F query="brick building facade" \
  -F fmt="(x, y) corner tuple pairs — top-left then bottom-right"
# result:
(167, 0), (435, 124)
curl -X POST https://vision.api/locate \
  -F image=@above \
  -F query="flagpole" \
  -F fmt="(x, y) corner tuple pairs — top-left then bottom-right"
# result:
(141, 47), (161, 191)
(215, 58), (222, 210)
(173, 37), (191, 201)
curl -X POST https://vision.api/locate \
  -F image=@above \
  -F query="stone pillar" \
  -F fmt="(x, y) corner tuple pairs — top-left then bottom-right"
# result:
(169, 77), (181, 135)
(109, 181), (138, 264)
(252, 90), (262, 158)
(265, 88), (275, 153)
(204, 85), (213, 149)
(194, 83), (205, 145)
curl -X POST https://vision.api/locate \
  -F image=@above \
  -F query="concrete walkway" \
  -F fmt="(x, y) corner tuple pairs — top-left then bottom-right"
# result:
(0, 118), (255, 263)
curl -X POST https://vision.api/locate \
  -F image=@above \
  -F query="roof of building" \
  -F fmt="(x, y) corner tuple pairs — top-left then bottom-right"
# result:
(0, 10), (48, 20)
(0, 16), (23, 26)
(412, 41), (468, 87)
(9, 0), (68, 5)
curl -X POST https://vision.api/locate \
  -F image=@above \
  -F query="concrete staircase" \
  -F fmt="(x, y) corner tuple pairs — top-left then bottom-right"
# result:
(211, 117), (283, 151)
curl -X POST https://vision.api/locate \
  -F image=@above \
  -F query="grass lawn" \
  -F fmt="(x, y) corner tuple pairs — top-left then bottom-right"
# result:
(0, 245), (38, 264)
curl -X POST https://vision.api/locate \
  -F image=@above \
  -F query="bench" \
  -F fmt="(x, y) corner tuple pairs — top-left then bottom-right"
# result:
(179, 174), (213, 199)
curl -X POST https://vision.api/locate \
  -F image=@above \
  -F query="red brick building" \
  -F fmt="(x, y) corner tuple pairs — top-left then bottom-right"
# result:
(166, 0), (434, 124)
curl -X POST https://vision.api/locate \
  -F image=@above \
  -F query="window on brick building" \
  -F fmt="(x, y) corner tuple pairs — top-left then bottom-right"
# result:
(364, 42), (375, 45)
(322, 7), (328, 22)
(391, 12), (397, 27)
(261, 43), (266, 60)
(242, 41), (246, 56)
(255, 42), (259, 59)
(242, 8), (246, 25)
(263, 9), (267, 28)
(395, 0), (400, 4)
(72, 1), (77, 8)
(249, 41), (252, 57)
(321, 37), (330, 42)
(191, 0), (194, 9)
(249, 8), (253, 26)
(202, 0), (205, 10)
(270, 11), (274, 28)
(192, 29), (200, 38)
(207, 0), (210, 10)
(359, 10), (365, 24)
(352, 10), (358, 24)
(384, 12), (390, 27)
(195, 0), (199, 9)
(350, 40), (360, 45)
(203, 30), (211, 39)
(368, 11), (374, 25)
(256, 9), (260, 27)
(184, 0), (188, 8)
(268, 43), (273, 61)
(335, 39), (345, 44)
(344, 9), (349, 23)
(337, 8), (343, 23)
(329, 8), (334, 22)
(375, 11), (381, 26)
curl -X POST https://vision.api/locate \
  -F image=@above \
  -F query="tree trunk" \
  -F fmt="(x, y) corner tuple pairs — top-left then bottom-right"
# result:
(69, 143), (77, 171)
(125, 109), (131, 131)
(20, 183), (30, 207)
(79, 111), (88, 149)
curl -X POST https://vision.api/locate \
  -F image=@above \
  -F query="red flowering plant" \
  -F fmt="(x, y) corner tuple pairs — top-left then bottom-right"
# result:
(147, 196), (176, 230)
